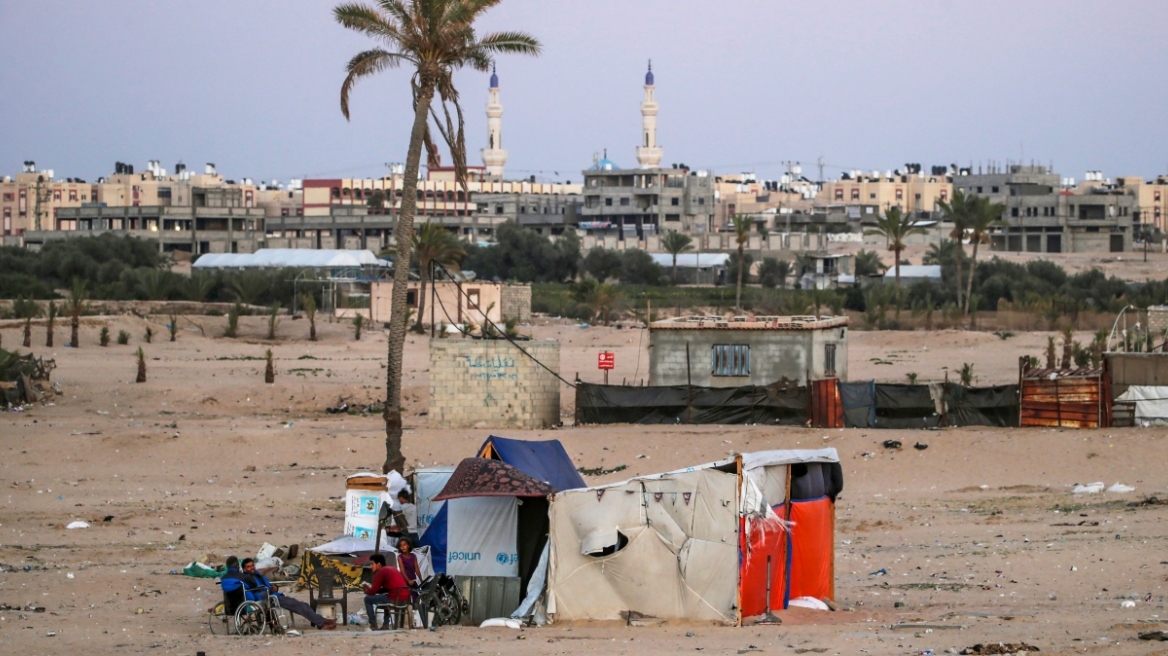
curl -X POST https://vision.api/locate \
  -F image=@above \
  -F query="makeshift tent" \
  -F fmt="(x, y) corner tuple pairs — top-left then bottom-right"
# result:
(548, 449), (841, 624)
(477, 436), (587, 491)
(1114, 386), (1168, 426)
(433, 458), (557, 501)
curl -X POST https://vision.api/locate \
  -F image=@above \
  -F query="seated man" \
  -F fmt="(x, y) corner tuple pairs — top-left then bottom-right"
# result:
(362, 553), (410, 630)
(241, 557), (337, 630)
(215, 555), (253, 611)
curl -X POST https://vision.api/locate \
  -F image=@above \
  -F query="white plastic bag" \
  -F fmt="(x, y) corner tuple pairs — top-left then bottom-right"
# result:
(1106, 483), (1135, 493)
(1072, 482), (1104, 494)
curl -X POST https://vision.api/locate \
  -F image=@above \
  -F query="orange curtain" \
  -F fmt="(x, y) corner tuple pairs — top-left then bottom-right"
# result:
(788, 498), (834, 601)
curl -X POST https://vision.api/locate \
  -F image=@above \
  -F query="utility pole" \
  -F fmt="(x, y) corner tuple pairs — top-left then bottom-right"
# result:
(817, 156), (825, 185)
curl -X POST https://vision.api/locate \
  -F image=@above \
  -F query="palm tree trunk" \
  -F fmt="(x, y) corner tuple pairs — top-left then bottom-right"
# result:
(46, 319), (53, 348)
(382, 82), (435, 476)
(964, 241), (980, 316)
(414, 261), (428, 334)
(23, 319), (31, 348)
(953, 242), (965, 313)
(894, 246), (902, 285)
(71, 316), (79, 348)
(735, 242), (744, 312)
(671, 254), (678, 285)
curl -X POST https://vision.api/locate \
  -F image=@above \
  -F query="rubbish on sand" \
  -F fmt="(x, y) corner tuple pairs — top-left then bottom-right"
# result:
(1072, 482), (1104, 494)
(66, 521), (89, 529)
(479, 617), (522, 629)
(1106, 483), (1135, 493)
(788, 597), (830, 610)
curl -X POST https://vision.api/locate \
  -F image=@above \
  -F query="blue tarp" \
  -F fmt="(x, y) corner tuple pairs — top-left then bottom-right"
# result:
(479, 436), (586, 492)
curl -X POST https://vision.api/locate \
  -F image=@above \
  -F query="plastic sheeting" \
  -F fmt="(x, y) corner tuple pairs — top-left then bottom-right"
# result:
(445, 497), (518, 577)
(193, 248), (387, 269)
(943, 383), (1019, 427)
(839, 381), (876, 429)
(874, 384), (941, 428)
(575, 382), (808, 425)
(549, 468), (740, 622)
(479, 436), (586, 491)
(1115, 386), (1168, 426)
(787, 498), (834, 602)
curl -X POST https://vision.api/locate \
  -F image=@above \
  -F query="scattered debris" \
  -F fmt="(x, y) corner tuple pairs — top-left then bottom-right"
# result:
(578, 464), (627, 476)
(66, 521), (89, 529)
(1072, 482), (1104, 495)
(1139, 630), (1168, 641)
(914, 442), (929, 450)
(1130, 496), (1168, 507)
(960, 643), (1040, 654)
(883, 440), (902, 450)
(1106, 483), (1135, 493)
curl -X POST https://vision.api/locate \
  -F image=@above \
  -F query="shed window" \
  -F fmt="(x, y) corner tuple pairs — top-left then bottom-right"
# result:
(824, 344), (837, 377)
(712, 344), (750, 377)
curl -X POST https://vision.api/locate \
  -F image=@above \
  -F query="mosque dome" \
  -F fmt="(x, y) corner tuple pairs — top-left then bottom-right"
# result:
(592, 157), (620, 171)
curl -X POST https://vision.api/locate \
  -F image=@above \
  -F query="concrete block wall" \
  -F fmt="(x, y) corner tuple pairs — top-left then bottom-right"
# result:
(500, 284), (532, 323)
(429, 339), (560, 429)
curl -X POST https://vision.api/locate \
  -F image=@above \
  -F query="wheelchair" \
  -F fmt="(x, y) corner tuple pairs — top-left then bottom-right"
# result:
(209, 581), (294, 635)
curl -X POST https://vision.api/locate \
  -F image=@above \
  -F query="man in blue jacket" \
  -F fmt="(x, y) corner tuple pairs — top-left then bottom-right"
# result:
(241, 558), (337, 630)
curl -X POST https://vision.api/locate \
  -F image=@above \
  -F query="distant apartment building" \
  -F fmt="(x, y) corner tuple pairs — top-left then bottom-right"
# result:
(714, 171), (816, 229)
(7, 161), (300, 253)
(818, 165), (953, 216)
(1115, 175), (1168, 233)
(955, 165), (1136, 253)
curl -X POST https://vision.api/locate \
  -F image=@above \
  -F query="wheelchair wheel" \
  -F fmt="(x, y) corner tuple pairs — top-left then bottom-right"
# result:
(268, 599), (294, 634)
(208, 602), (233, 635)
(235, 601), (267, 635)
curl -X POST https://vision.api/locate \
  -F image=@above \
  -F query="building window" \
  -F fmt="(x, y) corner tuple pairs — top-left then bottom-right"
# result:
(697, 198), (705, 205)
(619, 197), (629, 206)
(1155, 190), (1161, 202)
(992, 186), (999, 193)
(406, 290), (418, 307)
(605, 198), (613, 206)
(2, 193), (12, 202)
(824, 344), (837, 376)
(53, 190), (62, 201)
(940, 190), (948, 201)
(711, 344), (750, 377)
(850, 189), (859, 200)
(671, 197), (679, 206)
(834, 189), (843, 201)
(466, 288), (480, 310)
(69, 190), (78, 202)
(896, 188), (904, 201)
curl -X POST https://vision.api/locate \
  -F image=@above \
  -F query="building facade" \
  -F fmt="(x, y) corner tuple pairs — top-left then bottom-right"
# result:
(818, 166), (953, 215)
(648, 315), (849, 388)
(956, 165), (1136, 253)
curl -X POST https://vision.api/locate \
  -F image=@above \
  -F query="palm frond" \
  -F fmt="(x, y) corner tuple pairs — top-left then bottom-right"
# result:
(340, 49), (409, 119)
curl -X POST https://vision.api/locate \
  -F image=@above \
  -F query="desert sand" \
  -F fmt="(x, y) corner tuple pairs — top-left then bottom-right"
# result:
(2, 313), (1167, 656)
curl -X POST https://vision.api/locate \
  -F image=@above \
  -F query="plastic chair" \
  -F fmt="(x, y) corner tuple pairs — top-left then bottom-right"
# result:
(371, 587), (415, 630)
(308, 567), (349, 625)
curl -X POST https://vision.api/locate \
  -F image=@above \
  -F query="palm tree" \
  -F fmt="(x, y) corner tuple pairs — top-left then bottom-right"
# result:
(660, 230), (693, 285)
(14, 297), (40, 348)
(731, 214), (752, 312)
(853, 249), (886, 278)
(962, 195), (1006, 315)
(45, 300), (57, 348)
(937, 190), (972, 310)
(412, 222), (466, 333)
(336, 0), (539, 475)
(300, 293), (318, 341)
(865, 207), (926, 285)
(66, 279), (89, 348)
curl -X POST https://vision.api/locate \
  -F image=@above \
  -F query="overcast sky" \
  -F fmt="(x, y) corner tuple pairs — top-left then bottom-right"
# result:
(2, 1), (1166, 184)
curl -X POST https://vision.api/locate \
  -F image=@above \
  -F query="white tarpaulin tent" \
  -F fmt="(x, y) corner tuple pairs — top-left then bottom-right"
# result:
(1115, 385), (1168, 425)
(547, 448), (840, 624)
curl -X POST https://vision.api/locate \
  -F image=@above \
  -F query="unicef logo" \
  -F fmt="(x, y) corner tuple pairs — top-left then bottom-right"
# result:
(496, 553), (509, 565)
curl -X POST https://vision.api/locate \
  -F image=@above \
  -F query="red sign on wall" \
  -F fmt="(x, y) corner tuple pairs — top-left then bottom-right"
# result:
(597, 352), (615, 370)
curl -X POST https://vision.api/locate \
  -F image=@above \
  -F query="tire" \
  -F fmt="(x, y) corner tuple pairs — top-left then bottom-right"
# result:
(235, 601), (267, 636)
(208, 602), (231, 635)
(269, 599), (294, 634)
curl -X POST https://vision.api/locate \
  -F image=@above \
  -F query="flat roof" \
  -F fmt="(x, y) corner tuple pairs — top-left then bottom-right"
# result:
(650, 315), (849, 330)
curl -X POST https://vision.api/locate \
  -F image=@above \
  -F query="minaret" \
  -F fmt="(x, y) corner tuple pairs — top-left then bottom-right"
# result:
(481, 65), (507, 179)
(635, 61), (663, 169)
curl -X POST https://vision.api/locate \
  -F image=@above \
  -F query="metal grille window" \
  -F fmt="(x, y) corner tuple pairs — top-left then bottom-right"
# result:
(712, 345), (750, 377)
(824, 344), (837, 376)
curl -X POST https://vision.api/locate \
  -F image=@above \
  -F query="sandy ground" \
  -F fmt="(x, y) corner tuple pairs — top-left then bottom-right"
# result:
(2, 314), (1168, 656)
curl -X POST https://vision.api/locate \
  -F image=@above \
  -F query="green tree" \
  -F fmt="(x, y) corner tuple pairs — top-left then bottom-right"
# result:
(412, 221), (466, 333)
(618, 249), (666, 286)
(66, 279), (89, 348)
(14, 297), (40, 348)
(853, 249), (886, 278)
(45, 300), (57, 348)
(300, 293), (318, 341)
(366, 189), (387, 214)
(582, 247), (623, 282)
(865, 207), (926, 285)
(660, 230), (693, 284)
(336, 0), (540, 474)
(731, 214), (753, 312)
(937, 189), (973, 310)
(757, 257), (790, 289)
(962, 195), (1006, 315)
